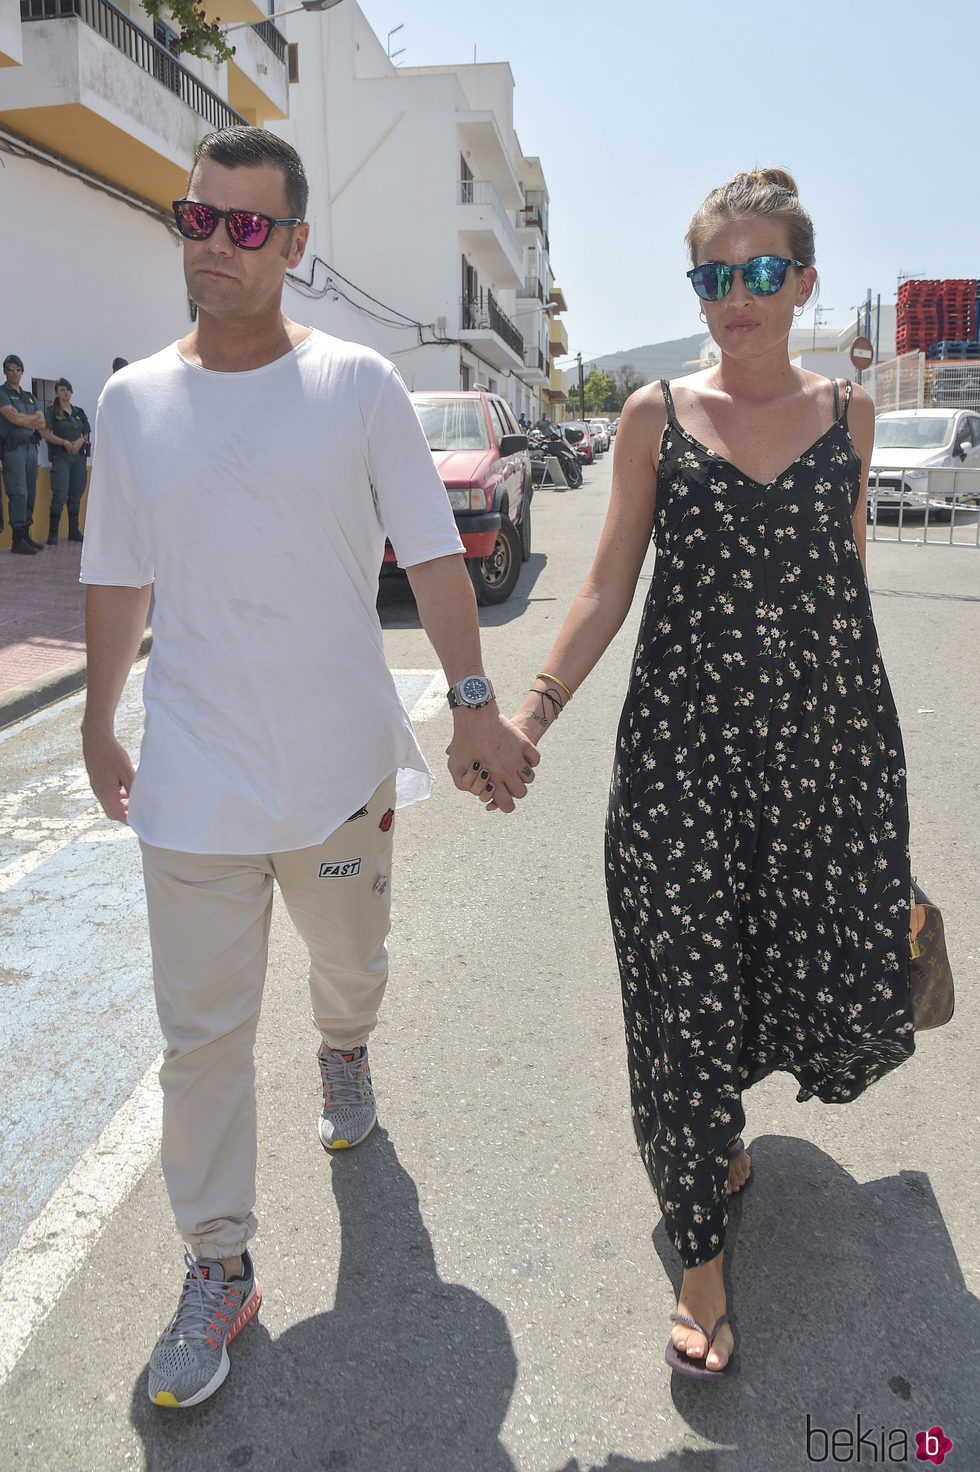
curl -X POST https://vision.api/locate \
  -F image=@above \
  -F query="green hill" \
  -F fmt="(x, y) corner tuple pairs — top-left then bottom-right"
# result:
(583, 334), (705, 386)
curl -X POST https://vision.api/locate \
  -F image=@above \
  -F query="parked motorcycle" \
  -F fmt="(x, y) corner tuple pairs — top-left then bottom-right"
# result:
(528, 426), (583, 488)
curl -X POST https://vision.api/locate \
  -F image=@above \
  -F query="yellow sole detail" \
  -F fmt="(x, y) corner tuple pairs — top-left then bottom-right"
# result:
(331, 1140), (351, 1149)
(154, 1391), (181, 1407)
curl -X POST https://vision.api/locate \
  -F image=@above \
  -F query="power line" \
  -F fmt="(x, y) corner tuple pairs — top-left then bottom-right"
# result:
(286, 254), (457, 346)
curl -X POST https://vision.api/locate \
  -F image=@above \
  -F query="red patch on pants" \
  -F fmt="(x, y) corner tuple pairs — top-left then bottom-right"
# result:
(379, 808), (394, 831)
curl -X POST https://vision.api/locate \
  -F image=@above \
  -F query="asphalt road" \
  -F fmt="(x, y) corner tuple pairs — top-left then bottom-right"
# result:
(1, 450), (977, 1471)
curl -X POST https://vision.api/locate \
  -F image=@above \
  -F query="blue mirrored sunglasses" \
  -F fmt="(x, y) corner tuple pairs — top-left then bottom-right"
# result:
(687, 255), (806, 301)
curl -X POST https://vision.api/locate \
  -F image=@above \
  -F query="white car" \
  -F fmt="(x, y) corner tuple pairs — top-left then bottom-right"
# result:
(869, 408), (980, 519)
(587, 419), (610, 453)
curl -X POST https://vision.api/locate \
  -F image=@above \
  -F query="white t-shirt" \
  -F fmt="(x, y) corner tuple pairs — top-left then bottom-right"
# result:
(81, 330), (464, 854)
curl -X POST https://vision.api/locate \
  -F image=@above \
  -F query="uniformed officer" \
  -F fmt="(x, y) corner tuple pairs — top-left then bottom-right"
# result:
(43, 377), (90, 544)
(0, 353), (46, 555)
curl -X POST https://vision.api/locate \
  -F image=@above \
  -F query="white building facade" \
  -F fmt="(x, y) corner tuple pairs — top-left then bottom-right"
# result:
(0, 0), (290, 547)
(0, 0), (567, 543)
(270, 5), (567, 418)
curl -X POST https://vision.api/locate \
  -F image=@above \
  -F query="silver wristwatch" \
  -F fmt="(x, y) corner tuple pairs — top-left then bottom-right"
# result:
(447, 674), (496, 710)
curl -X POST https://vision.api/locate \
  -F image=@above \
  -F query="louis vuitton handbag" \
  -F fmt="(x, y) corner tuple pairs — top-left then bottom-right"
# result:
(908, 880), (955, 1031)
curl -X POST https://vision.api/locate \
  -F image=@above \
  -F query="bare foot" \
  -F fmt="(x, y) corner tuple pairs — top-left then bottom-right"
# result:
(671, 1252), (734, 1372)
(727, 1141), (752, 1196)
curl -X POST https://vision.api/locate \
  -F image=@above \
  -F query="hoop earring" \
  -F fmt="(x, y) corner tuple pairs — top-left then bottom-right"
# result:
(794, 306), (805, 318)
(699, 310), (707, 324)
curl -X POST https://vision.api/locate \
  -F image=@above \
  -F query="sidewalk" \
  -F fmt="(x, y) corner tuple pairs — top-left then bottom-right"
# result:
(0, 539), (88, 727)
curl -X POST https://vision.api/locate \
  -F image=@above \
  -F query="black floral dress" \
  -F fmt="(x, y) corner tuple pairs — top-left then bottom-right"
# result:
(605, 380), (915, 1268)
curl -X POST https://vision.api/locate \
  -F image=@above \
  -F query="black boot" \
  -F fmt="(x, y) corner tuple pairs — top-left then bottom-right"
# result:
(67, 514), (83, 544)
(48, 511), (61, 545)
(11, 525), (38, 555)
(24, 523), (44, 550)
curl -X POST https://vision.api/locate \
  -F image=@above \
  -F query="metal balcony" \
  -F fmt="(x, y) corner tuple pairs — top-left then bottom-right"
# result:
(518, 203), (549, 254)
(457, 179), (523, 289)
(518, 275), (545, 301)
(522, 345), (549, 383)
(250, 16), (286, 61)
(459, 292), (524, 372)
(20, 0), (247, 131)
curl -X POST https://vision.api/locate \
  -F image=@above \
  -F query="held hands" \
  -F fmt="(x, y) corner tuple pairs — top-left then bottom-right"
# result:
(82, 727), (136, 824)
(445, 707), (540, 814)
(479, 676), (571, 811)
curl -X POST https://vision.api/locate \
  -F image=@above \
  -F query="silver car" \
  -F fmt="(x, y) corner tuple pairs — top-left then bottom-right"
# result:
(587, 419), (610, 453)
(869, 409), (980, 520)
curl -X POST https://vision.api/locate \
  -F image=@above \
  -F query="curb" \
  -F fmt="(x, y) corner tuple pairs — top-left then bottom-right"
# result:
(0, 632), (152, 732)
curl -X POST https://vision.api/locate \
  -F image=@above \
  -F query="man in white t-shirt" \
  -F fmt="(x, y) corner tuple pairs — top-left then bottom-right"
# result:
(80, 126), (539, 1411)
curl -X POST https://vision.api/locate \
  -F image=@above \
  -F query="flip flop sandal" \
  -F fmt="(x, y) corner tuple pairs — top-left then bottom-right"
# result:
(728, 1136), (753, 1193)
(665, 1311), (736, 1379)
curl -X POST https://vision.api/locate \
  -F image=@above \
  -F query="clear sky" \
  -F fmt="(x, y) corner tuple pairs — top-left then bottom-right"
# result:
(357, 0), (978, 364)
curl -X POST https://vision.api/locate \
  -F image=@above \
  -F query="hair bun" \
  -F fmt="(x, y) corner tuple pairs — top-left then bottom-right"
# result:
(686, 168), (815, 268)
(742, 167), (798, 196)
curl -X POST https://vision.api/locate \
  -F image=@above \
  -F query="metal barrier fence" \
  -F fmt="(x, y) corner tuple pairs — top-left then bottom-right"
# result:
(867, 467), (980, 545)
(864, 351), (925, 412)
(865, 352), (980, 414)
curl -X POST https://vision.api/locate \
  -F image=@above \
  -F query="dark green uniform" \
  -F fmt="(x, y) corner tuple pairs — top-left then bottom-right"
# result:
(45, 403), (91, 524)
(0, 383), (41, 529)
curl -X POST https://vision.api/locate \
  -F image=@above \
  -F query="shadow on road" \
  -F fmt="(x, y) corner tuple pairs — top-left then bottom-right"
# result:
(130, 1128), (519, 1470)
(652, 1135), (979, 1468)
(128, 1134), (977, 1471)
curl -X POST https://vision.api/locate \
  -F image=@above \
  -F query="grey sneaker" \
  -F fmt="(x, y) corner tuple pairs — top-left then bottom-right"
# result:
(317, 1045), (377, 1149)
(148, 1251), (261, 1408)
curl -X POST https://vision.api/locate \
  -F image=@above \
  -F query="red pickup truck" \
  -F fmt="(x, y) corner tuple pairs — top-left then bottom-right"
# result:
(382, 390), (532, 605)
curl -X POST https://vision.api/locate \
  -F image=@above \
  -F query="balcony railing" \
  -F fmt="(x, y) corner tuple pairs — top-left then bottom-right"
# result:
(523, 346), (547, 374)
(520, 204), (549, 253)
(460, 292), (524, 358)
(21, 0), (248, 131)
(457, 178), (521, 260)
(250, 17), (286, 62)
(517, 275), (545, 300)
(487, 293), (523, 357)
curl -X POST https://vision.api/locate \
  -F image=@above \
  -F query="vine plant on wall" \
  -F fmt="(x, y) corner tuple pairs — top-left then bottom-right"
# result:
(141, 0), (236, 62)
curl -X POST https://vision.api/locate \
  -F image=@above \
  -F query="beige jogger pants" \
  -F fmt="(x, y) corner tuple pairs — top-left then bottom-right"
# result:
(140, 775), (396, 1260)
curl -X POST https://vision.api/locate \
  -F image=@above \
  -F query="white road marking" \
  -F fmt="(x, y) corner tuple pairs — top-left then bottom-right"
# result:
(0, 796), (106, 893)
(0, 667), (442, 1387)
(0, 1055), (163, 1386)
(398, 669), (445, 723)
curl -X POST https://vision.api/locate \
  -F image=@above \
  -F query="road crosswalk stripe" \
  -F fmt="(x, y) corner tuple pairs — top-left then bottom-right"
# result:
(0, 667), (443, 1387)
(0, 1055), (163, 1387)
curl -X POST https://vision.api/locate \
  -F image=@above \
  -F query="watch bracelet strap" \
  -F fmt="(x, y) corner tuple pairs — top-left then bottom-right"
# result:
(448, 676), (495, 708)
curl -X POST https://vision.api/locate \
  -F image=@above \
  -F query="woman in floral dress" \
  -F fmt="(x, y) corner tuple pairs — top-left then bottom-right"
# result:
(504, 169), (915, 1377)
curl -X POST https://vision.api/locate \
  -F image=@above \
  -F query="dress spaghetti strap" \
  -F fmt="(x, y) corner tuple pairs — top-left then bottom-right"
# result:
(831, 378), (853, 422)
(660, 378), (678, 425)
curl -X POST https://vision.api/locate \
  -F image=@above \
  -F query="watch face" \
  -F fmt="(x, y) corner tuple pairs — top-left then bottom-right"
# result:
(460, 676), (491, 705)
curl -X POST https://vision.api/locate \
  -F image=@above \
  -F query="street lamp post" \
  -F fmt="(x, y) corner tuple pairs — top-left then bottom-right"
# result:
(222, 0), (342, 33)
